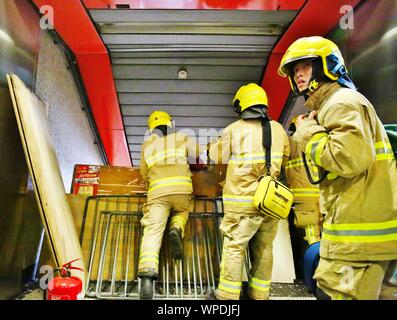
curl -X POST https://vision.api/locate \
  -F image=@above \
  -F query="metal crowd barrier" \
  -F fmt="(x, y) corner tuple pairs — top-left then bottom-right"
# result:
(79, 195), (235, 300)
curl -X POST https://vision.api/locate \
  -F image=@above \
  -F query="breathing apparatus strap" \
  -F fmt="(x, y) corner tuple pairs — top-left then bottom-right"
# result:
(261, 117), (272, 176)
(302, 152), (328, 185)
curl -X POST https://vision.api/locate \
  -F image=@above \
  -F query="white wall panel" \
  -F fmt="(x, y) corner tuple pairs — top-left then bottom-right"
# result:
(34, 32), (104, 191)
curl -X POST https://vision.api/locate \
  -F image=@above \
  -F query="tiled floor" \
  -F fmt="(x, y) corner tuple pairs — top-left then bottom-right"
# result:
(20, 280), (316, 300)
(20, 289), (44, 300)
(270, 280), (316, 300)
(17, 279), (397, 300)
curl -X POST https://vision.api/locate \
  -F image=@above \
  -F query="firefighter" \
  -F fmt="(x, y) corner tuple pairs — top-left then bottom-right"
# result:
(138, 110), (201, 299)
(285, 116), (322, 280)
(208, 83), (290, 300)
(278, 36), (397, 300)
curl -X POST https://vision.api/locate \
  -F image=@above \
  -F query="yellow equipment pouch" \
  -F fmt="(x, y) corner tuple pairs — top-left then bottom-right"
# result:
(253, 175), (294, 220)
(253, 117), (293, 220)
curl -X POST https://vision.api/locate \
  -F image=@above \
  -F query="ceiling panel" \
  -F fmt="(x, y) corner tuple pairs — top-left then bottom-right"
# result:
(89, 9), (299, 166)
(119, 93), (234, 106)
(121, 105), (235, 116)
(102, 34), (278, 46)
(113, 65), (262, 80)
(116, 80), (252, 93)
(90, 9), (297, 24)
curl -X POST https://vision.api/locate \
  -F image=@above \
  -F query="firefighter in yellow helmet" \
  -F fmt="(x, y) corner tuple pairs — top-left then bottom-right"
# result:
(138, 110), (202, 299)
(279, 36), (397, 300)
(208, 83), (290, 300)
(285, 116), (322, 283)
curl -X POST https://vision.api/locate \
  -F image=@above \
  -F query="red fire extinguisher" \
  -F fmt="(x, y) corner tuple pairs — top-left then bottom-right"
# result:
(47, 258), (84, 300)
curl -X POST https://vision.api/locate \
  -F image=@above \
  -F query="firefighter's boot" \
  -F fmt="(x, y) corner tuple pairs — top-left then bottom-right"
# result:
(169, 228), (183, 260)
(140, 276), (154, 300)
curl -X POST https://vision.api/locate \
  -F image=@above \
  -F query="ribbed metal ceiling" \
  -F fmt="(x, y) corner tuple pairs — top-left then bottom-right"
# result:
(89, 9), (298, 165)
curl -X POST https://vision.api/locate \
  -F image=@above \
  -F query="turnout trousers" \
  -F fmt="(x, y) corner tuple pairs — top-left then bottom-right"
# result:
(314, 257), (390, 300)
(137, 194), (191, 277)
(216, 210), (279, 300)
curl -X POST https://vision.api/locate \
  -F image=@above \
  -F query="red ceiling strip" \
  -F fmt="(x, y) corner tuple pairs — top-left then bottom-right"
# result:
(76, 54), (124, 131)
(32, 0), (363, 166)
(32, 0), (131, 166)
(99, 129), (132, 166)
(262, 0), (362, 121)
(82, 0), (304, 10)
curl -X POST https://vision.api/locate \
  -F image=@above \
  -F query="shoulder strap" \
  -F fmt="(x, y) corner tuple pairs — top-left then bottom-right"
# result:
(261, 118), (271, 176)
(302, 152), (328, 185)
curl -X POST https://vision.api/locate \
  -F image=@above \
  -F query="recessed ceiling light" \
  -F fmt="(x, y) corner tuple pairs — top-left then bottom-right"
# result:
(178, 69), (188, 80)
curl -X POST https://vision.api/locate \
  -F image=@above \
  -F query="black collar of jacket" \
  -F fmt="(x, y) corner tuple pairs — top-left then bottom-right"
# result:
(304, 81), (342, 111)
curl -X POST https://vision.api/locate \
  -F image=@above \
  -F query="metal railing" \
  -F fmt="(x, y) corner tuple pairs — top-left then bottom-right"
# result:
(79, 195), (227, 299)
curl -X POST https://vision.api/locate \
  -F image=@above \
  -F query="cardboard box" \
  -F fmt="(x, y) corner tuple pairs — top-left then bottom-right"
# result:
(71, 165), (146, 196)
(192, 164), (226, 197)
(71, 164), (227, 197)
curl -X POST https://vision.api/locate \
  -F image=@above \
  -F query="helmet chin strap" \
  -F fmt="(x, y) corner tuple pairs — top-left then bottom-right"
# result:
(296, 78), (320, 97)
(308, 79), (320, 92)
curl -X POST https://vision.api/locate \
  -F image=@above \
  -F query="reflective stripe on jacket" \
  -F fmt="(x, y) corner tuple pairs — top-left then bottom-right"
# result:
(209, 118), (290, 214)
(285, 137), (321, 228)
(140, 132), (200, 200)
(293, 82), (397, 261)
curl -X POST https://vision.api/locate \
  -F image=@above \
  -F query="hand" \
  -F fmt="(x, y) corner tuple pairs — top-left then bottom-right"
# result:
(295, 111), (317, 128)
(190, 157), (208, 172)
(190, 163), (208, 172)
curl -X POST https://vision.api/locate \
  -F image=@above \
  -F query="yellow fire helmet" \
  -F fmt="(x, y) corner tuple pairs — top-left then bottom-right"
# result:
(278, 36), (356, 93)
(147, 110), (173, 131)
(233, 83), (268, 114)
